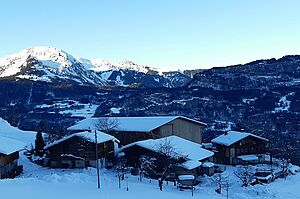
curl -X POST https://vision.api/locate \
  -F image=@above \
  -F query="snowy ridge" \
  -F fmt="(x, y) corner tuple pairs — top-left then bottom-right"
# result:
(0, 46), (191, 87)
(0, 47), (76, 77)
(88, 59), (160, 74)
(0, 46), (107, 85)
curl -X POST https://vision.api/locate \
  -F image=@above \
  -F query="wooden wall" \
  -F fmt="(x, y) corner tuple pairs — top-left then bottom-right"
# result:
(109, 131), (153, 146)
(153, 118), (204, 144)
(0, 152), (19, 167)
(47, 136), (115, 161)
(214, 136), (267, 165)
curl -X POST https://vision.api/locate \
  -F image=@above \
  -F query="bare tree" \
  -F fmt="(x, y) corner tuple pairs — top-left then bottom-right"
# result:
(153, 138), (187, 191)
(115, 157), (128, 189)
(212, 173), (226, 193)
(223, 177), (232, 199)
(234, 165), (254, 187)
(95, 117), (119, 133)
(272, 141), (295, 178)
(139, 155), (157, 182)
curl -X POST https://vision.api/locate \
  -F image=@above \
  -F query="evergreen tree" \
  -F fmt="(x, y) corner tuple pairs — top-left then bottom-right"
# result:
(35, 131), (45, 157)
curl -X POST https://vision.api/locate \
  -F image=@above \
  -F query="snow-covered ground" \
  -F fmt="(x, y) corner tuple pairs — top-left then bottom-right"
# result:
(35, 100), (98, 118)
(274, 92), (295, 112)
(0, 154), (299, 199)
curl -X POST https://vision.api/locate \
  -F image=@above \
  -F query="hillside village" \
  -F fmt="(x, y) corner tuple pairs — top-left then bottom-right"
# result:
(0, 116), (299, 199)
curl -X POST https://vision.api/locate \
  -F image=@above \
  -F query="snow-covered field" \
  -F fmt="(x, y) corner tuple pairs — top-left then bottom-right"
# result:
(35, 100), (98, 118)
(0, 154), (299, 199)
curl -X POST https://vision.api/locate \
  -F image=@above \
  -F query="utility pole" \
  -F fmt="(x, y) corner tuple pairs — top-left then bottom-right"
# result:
(95, 130), (100, 189)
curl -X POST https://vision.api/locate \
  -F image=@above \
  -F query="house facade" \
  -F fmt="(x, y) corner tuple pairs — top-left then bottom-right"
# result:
(0, 136), (24, 179)
(67, 116), (206, 145)
(211, 131), (269, 165)
(44, 131), (119, 168)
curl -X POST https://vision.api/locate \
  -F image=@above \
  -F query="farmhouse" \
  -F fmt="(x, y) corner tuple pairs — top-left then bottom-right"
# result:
(121, 135), (214, 177)
(44, 131), (119, 168)
(67, 116), (206, 145)
(211, 131), (269, 165)
(0, 135), (25, 179)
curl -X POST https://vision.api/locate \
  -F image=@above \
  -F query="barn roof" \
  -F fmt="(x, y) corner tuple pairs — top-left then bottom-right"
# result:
(122, 135), (214, 161)
(67, 116), (206, 133)
(45, 131), (119, 149)
(0, 135), (26, 155)
(211, 131), (269, 146)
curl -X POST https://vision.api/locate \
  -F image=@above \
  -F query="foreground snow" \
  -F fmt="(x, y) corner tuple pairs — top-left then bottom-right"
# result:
(0, 155), (299, 199)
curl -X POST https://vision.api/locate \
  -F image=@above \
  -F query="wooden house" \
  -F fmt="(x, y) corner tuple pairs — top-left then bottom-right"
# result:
(211, 131), (269, 165)
(121, 136), (214, 177)
(0, 136), (24, 179)
(67, 116), (206, 145)
(44, 131), (119, 168)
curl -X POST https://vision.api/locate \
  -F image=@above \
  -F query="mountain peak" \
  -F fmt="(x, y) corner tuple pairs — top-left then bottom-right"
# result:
(21, 46), (77, 67)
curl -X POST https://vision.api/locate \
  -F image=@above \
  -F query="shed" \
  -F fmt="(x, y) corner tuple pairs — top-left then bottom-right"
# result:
(0, 135), (25, 178)
(45, 131), (119, 168)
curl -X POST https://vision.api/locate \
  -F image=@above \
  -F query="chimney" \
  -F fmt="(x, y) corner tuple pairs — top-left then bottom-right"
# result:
(224, 131), (228, 135)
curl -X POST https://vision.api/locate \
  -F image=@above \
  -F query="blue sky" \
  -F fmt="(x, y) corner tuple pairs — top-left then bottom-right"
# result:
(0, 0), (300, 69)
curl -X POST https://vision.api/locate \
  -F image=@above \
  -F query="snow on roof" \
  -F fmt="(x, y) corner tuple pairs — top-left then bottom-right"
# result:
(0, 135), (26, 155)
(60, 154), (85, 160)
(178, 175), (195, 180)
(237, 154), (259, 161)
(180, 160), (202, 170)
(67, 116), (206, 132)
(122, 135), (214, 161)
(211, 131), (269, 146)
(202, 162), (215, 168)
(45, 131), (119, 149)
(0, 118), (36, 145)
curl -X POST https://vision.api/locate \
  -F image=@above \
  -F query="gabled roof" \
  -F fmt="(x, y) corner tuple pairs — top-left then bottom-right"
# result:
(67, 116), (206, 133)
(45, 131), (119, 149)
(211, 131), (269, 146)
(122, 135), (214, 161)
(0, 135), (26, 155)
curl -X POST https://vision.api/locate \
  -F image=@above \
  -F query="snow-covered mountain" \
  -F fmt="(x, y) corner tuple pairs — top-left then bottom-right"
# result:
(0, 47), (191, 88)
(0, 47), (107, 86)
(85, 59), (160, 75)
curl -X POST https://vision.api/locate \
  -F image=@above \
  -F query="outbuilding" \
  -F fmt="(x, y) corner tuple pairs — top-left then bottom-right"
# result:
(0, 136), (25, 179)
(211, 131), (269, 165)
(45, 131), (119, 168)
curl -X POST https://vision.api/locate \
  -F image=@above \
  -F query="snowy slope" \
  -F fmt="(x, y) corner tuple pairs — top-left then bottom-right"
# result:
(78, 58), (191, 87)
(0, 118), (36, 146)
(0, 47), (107, 85)
(87, 59), (160, 74)
(0, 47), (191, 87)
(0, 154), (299, 199)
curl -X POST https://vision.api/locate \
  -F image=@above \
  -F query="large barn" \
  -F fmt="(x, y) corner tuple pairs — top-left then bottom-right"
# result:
(67, 116), (206, 145)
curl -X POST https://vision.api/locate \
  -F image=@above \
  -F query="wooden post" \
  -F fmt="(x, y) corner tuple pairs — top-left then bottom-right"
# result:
(95, 130), (100, 189)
